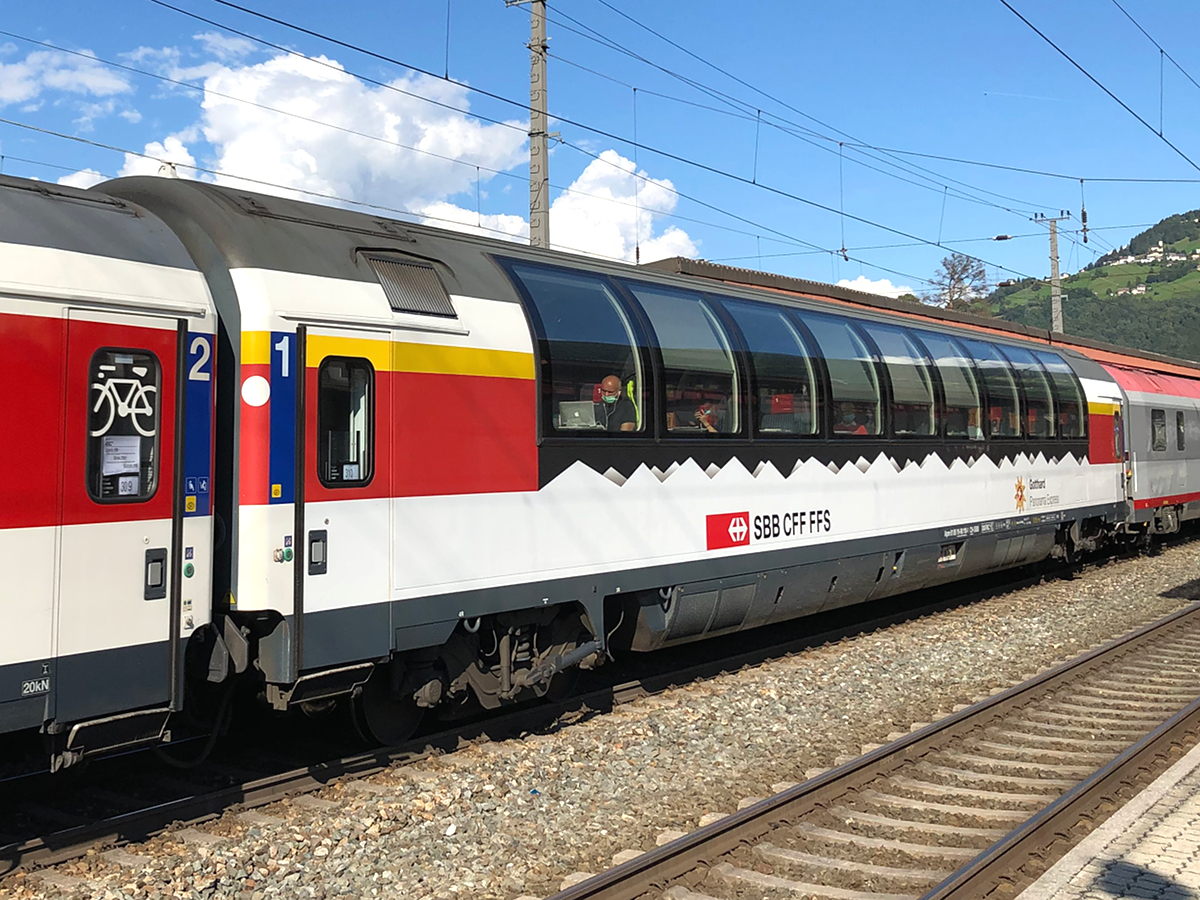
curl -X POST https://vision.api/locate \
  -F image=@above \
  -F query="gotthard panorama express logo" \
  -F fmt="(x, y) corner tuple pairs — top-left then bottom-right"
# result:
(1014, 477), (1026, 512)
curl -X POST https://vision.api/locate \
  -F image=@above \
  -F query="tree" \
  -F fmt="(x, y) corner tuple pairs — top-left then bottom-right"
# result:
(926, 252), (990, 314)
(895, 292), (922, 305)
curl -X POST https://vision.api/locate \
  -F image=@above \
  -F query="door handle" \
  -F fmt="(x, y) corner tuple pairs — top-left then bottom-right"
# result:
(308, 530), (328, 576)
(144, 548), (168, 600)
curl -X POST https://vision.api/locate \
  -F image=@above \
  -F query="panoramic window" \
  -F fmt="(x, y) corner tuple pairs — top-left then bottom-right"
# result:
(86, 349), (161, 503)
(625, 282), (738, 435)
(860, 323), (936, 437)
(510, 264), (643, 434)
(719, 297), (818, 435)
(317, 357), (374, 487)
(912, 331), (983, 440)
(961, 339), (1022, 438)
(1000, 346), (1055, 439)
(1151, 408), (1167, 452)
(799, 311), (881, 436)
(1033, 351), (1086, 439)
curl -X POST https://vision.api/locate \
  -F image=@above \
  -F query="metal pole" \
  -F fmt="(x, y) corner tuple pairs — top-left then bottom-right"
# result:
(528, 0), (550, 248)
(1049, 218), (1063, 333)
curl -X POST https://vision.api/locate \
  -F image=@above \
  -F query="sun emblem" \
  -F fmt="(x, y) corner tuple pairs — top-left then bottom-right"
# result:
(1014, 476), (1026, 512)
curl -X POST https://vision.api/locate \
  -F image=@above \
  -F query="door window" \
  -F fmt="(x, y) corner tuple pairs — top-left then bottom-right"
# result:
(1151, 409), (1167, 451)
(317, 357), (374, 486)
(1177, 411), (1186, 451)
(86, 349), (161, 502)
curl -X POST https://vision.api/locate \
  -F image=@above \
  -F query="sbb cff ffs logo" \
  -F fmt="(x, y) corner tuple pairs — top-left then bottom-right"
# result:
(706, 509), (834, 550)
(706, 512), (750, 550)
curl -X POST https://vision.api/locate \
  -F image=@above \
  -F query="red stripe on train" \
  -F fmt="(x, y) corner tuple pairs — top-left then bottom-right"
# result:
(1133, 491), (1200, 510)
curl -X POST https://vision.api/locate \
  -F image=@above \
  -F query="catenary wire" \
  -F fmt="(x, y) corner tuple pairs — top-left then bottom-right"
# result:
(543, 2), (1070, 217)
(999, 0), (1200, 174)
(152, 0), (1047, 279)
(0, 31), (826, 255)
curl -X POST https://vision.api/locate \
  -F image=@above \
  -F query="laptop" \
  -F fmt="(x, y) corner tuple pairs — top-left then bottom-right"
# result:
(559, 400), (601, 429)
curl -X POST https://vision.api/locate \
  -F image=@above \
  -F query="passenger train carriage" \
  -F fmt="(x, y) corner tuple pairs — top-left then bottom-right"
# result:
(2, 171), (1199, 764)
(0, 176), (216, 766)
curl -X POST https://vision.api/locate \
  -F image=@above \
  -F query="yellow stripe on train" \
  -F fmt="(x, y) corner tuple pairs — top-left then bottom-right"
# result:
(1088, 401), (1120, 416)
(305, 333), (535, 380)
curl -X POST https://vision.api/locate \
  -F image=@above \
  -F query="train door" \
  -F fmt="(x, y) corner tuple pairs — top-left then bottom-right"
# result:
(297, 326), (391, 671)
(55, 309), (184, 725)
(1109, 397), (1131, 500)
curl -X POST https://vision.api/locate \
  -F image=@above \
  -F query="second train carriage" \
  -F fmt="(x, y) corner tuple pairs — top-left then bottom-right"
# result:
(99, 175), (1160, 742)
(0, 175), (217, 767)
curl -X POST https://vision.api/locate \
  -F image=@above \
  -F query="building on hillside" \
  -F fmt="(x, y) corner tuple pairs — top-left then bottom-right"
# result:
(1132, 283), (1147, 295)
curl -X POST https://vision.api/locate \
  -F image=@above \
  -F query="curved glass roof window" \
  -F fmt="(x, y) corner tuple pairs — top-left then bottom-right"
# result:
(1000, 345), (1056, 439)
(719, 297), (819, 436)
(960, 339), (1022, 438)
(799, 311), (881, 436)
(859, 322), (936, 437)
(1033, 350), (1086, 439)
(624, 282), (739, 435)
(510, 263), (644, 435)
(912, 331), (983, 440)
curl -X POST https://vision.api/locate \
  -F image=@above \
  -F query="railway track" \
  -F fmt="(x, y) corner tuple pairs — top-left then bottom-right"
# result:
(547, 602), (1200, 900)
(0, 563), (1054, 878)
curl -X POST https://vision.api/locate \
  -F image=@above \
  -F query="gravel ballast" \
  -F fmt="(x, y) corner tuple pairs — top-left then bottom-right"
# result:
(5, 541), (1200, 900)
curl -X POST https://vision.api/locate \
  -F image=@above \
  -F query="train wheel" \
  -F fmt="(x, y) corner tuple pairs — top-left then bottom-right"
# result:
(352, 664), (424, 746)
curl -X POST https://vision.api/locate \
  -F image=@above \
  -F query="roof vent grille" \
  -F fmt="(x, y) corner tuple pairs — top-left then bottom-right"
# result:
(365, 255), (456, 318)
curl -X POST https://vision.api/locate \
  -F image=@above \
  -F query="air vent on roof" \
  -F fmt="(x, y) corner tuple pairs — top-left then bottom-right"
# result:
(364, 254), (456, 318)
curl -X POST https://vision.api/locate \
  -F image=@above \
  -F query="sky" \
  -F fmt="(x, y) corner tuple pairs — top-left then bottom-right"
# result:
(3, 1), (1200, 298)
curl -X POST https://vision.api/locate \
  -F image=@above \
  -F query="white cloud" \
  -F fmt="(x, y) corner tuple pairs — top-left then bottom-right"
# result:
(419, 201), (530, 242)
(188, 53), (527, 209)
(423, 150), (697, 263)
(120, 108), (143, 123)
(836, 275), (914, 298)
(193, 32), (256, 61)
(57, 168), (105, 189)
(0, 48), (131, 106)
(547, 150), (697, 262)
(115, 48), (695, 262)
(118, 136), (197, 178)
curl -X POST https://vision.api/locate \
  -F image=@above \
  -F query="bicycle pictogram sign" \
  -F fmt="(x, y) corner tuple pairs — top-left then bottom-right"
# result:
(90, 376), (158, 437)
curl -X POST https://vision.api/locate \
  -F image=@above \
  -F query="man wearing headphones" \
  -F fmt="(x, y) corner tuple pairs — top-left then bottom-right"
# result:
(597, 374), (637, 432)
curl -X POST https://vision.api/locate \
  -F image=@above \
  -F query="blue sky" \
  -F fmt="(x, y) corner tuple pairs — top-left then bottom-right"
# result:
(3, 1), (1200, 296)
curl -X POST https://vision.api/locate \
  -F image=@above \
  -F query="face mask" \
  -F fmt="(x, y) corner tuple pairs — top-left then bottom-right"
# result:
(601, 393), (618, 404)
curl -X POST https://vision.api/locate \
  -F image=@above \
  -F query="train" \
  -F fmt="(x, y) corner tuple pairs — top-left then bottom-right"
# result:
(2, 172), (1198, 769)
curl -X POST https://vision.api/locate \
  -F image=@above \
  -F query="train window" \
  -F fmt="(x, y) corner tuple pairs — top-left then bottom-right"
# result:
(1177, 411), (1186, 451)
(625, 282), (738, 435)
(859, 323), (935, 437)
(999, 346), (1055, 439)
(317, 357), (374, 487)
(960, 339), (1021, 438)
(1033, 351), (1086, 439)
(510, 264), (643, 434)
(912, 331), (983, 440)
(1151, 409), (1166, 452)
(86, 349), (161, 503)
(719, 297), (818, 435)
(799, 311), (881, 436)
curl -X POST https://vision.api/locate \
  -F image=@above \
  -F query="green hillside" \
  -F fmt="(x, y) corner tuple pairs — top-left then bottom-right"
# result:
(984, 210), (1200, 362)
